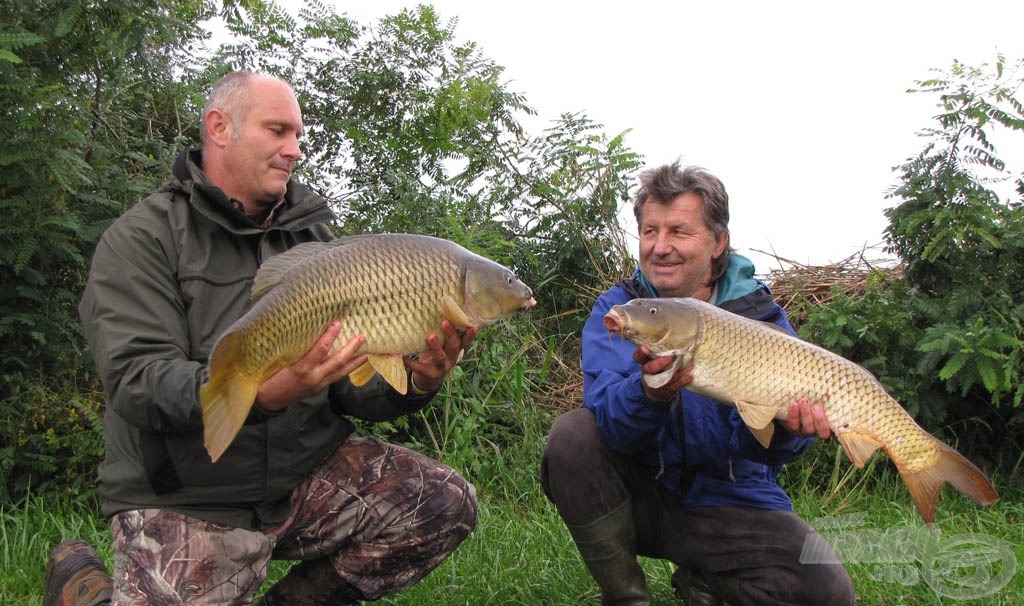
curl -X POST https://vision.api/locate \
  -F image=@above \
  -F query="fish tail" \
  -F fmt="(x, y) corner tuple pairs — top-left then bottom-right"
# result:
(201, 329), (259, 463)
(899, 440), (999, 524)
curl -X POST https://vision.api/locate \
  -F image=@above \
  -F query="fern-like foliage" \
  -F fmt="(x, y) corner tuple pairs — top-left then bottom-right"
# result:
(813, 54), (1024, 459)
(802, 56), (1024, 464)
(0, 0), (213, 501)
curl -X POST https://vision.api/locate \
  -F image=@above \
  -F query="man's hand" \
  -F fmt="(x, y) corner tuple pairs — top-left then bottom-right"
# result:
(784, 397), (832, 439)
(404, 319), (477, 393)
(634, 345), (694, 403)
(255, 322), (367, 413)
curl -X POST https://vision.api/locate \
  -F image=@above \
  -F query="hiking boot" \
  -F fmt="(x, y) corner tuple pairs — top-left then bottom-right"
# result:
(257, 558), (361, 606)
(43, 540), (113, 606)
(671, 567), (723, 606)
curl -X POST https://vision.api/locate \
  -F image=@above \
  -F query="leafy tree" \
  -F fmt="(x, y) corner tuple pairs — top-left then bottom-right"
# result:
(491, 113), (641, 334)
(207, 4), (641, 462)
(801, 55), (1024, 461)
(199, 3), (638, 325)
(0, 0), (212, 500)
(887, 56), (1024, 414)
(0, 0), (642, 499)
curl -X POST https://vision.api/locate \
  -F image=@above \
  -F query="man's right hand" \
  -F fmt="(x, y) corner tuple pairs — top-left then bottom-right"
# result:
(254, 322), (368, 413)
(633, 345), (694, 403)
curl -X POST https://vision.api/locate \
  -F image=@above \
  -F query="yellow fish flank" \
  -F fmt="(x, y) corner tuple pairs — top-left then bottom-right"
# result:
(603, 296), (998, 524)
(201, 233), (536, 462)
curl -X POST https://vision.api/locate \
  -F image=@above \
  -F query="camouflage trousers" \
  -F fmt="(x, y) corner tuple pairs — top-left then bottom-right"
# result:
(108, 437), (478, 605)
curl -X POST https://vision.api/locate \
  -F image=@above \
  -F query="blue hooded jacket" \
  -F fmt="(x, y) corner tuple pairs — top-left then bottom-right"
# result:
(582, 253), (815, 510)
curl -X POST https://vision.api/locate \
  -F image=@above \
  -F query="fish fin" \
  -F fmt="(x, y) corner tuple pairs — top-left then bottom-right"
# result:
(251, 242), (335, 299)
(201, 330), (259, 463)
(748, 425), (775, 449)
(735, 400), (778, 429)
(642, 356), (683, 389)
(898, 440), (999, 524)
(836, 431), (883, 468)
(759, 321), (791, 334)
(348, 361), (376, 387)
(369, 354), (408, 395)
(734, 400), (778, 448)
(326, 234), (378, 247)
(440, 295), (475, 329)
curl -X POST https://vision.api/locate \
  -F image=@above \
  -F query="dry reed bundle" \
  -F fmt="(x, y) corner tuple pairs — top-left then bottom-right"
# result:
(759, 247), (902, 323)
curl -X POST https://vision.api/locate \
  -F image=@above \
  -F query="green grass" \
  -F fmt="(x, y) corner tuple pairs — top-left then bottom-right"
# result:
(2, 490), (111, 602)
(791, 442), (1024, 605)
(5, 443), (1022, 604)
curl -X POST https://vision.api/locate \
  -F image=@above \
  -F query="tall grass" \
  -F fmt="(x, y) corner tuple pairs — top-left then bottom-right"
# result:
(5, 322), (1021, 603)
(792, 443), (1024, 605)
(5, 445), (1021, 604)
(1, 490), (109, 602)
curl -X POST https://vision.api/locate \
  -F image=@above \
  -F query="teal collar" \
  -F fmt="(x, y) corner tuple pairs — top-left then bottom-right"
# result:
(634, 252), (762, 304)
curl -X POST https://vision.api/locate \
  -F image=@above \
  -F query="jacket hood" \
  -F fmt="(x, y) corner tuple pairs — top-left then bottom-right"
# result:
(630, 253), (764, 302)
(627, 253), (781, 323)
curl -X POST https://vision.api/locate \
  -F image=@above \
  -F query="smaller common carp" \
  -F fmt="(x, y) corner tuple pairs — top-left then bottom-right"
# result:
(603, 296), (998, 523)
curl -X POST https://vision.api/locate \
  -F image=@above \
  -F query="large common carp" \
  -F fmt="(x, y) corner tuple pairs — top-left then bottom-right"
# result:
(603, 296), (998, 523)
(201, 234), (536, 462)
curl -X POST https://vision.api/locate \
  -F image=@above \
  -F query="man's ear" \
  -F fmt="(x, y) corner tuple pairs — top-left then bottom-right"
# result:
(713, 232), (730, 258)
(204, 109), (232, 147)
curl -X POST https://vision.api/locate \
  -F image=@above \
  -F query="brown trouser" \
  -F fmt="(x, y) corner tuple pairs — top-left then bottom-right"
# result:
(109, 437), (477, 605)
(540, 407), (855, 606)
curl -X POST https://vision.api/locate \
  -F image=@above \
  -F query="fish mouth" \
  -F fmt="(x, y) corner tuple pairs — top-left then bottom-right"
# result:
(603, 309), (630, 336)
(521, 296), (537, 310)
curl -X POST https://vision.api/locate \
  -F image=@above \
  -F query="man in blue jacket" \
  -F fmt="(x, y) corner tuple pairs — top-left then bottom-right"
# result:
(540, 162), (854, 605)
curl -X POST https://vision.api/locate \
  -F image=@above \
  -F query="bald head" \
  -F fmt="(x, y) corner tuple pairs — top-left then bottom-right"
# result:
(199, 71), (304, 215)
(200, 72), (299, 146)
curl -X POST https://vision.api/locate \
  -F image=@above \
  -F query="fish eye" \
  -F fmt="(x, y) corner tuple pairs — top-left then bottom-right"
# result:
(649, 308), (657, 315)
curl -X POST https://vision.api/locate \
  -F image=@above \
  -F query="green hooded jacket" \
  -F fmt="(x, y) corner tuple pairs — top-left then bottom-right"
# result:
(79, 150), (434, 528)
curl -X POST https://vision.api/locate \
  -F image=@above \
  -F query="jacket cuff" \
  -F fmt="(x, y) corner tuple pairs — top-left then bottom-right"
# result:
(408, 372), (440, 397)
(244, 401), (285, 425)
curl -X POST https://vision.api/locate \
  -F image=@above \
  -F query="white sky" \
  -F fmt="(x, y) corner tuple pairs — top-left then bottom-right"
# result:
(292, 1), (1024, 271)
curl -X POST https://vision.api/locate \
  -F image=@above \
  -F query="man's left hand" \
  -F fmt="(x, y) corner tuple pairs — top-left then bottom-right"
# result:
(404, 319), (477, 393)
(784, 397), (832, 439)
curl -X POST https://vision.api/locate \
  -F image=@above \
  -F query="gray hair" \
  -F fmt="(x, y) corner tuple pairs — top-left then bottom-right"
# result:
(199, 71), (258, 147)
(632, 160), (733, 282)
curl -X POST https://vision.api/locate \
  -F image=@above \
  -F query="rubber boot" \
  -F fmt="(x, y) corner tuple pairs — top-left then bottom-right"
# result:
(258, 558), (361, 606)
(671, 566), (724, 606)
(566, 499), (652, 606)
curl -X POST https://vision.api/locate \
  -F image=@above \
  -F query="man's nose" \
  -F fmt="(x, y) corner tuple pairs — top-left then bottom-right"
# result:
(651, 231), (672, 255)
(282, 136), (302, 161)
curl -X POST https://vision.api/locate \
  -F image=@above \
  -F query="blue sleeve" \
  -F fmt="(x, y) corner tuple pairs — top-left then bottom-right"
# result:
(581, 289), (671, 454)
(732, 416), (816, 465)
(676, 393), (812, 471)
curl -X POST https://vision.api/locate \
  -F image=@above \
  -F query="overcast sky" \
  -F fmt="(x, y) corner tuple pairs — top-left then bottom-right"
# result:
(295, 1), (1024, 271)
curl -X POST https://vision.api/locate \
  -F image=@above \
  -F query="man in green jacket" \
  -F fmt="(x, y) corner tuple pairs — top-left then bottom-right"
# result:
(45, 71), (477, 606)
